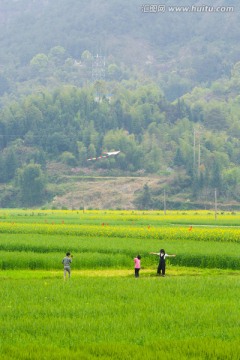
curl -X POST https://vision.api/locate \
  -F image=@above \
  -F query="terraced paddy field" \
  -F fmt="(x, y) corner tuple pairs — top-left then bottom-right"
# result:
(0, 210), (239, 359)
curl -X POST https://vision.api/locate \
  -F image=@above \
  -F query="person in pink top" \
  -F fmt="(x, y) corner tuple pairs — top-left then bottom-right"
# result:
(134, 255), (141, 278)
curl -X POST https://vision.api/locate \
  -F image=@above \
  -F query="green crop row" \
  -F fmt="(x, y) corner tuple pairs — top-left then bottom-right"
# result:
(1, 276), (240, 360)
(0, 250), (239, 271)
(1, 209), (240, 226)
(0, 222), (240, 242)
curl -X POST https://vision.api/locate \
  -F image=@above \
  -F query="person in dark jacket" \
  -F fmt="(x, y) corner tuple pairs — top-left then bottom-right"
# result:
(150, 249), (176, 276)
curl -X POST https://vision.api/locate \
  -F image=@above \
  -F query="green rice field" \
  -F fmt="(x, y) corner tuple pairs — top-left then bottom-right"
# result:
(0, 209), (239, 359)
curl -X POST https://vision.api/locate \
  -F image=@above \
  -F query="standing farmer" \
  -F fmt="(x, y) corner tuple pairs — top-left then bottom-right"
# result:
(150, 249), (176, 276)
(62, 252), (73, 280)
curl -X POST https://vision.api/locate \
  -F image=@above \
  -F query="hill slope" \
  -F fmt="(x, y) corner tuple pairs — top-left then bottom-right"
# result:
(0, 1), (240, 209)
(0, 0), (240, 100)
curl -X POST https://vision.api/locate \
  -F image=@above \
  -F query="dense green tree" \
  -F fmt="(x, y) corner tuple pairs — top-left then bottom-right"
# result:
(81, 50), (92, 62)
(0, 74), (10, 96)
(46, 132), (71, 155)
(48, 46), (67, 66)
(87, 144), (96, 159)
(30, 53), (49, 77)
(0, 155), (6, 183)
(174, 148), (185, 166)
(135, 184), (152, 210)
(204, 107), (228, 130)
(0, 119), (7, 150)
(4, 150), (18, 181)
(107, 64), (122, 81)
(17, 163), (46, 206)
(0, 147), (19, 182)
(60, 151), (77, 166)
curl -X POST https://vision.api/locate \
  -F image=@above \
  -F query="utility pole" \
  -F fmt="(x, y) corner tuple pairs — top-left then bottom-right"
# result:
(92, 54), (106, 102)
(163, 189), (166, 215)
(92, 54), (105, 83)
(198, 138), (201, 177)
(82, 187), (85, 213)
(193, 128), (196, 170)
(193, 126), (201, 177)
(214, 188), (217, 220)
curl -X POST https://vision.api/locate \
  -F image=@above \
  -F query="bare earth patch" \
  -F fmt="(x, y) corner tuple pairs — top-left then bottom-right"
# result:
(51, 176), (163, 209)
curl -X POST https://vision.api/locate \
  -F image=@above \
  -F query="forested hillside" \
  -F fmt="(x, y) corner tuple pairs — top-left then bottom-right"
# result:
(0, 0), (240, 209)
(1, 0), (240, 101)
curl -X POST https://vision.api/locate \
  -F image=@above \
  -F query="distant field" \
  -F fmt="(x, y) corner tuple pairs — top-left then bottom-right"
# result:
(0, 209), (239, 359)
(0, 208), (240, 226)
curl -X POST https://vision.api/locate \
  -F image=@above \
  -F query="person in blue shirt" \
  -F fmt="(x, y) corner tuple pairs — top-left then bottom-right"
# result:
(62, 252), (73, 280)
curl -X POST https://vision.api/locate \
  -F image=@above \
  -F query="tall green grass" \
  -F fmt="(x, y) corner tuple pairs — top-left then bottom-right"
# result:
(0, 230), (239, 270)
(1, 276), (239, 359)
(0, 209), (239, 359)
(0, 232), (239, 270)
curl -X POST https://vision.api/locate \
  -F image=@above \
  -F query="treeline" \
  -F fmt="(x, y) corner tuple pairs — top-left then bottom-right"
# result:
(1, 0), (240, 102)
(0, 74), (240, 206)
